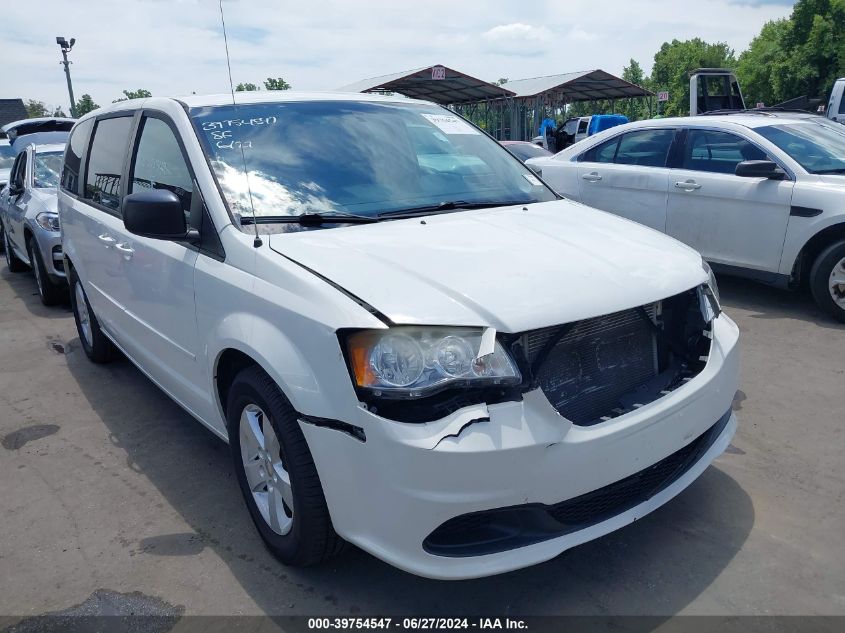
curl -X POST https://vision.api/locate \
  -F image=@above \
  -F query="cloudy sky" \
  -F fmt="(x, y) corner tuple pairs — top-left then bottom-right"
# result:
(3, 0), (795, 111)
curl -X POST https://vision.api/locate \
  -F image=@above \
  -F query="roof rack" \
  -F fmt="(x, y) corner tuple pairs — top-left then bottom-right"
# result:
(701, 107), (822, 117)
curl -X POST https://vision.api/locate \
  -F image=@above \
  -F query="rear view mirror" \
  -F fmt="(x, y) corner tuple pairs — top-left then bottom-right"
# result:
(122, 189), (189, 240)
(735, 160), (785, 180)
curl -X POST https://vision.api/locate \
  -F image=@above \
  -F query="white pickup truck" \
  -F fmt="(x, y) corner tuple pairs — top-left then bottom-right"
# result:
(825, 78), (845, 123)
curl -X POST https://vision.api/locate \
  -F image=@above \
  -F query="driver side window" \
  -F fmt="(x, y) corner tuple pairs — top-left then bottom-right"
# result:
(129, 116), (194, 224)
(9, 152), (27, 191)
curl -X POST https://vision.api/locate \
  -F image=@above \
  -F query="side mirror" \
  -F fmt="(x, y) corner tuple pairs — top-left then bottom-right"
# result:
(122, 189), (192, 240)
(735, 160), (786, 180)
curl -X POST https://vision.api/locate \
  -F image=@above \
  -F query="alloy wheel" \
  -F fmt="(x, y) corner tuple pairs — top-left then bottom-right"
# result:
(239, 404), (294, 535)
(829, 256), (845, 308)
(74, 281), (93, 347)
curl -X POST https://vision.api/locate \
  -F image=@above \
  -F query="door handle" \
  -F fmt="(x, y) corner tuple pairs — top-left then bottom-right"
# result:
(582, 172), (602, 182)
(115, 242), (134, 259)
(97, 234), (116, 247)
(675, 180), (701, 190)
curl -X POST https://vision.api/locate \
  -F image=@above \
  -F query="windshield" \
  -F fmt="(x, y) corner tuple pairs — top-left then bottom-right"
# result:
(190, 100), (556, 229)
(33, 151), (63, 188)
(0, 144), (15, 170)
(756, 122), (845, 174)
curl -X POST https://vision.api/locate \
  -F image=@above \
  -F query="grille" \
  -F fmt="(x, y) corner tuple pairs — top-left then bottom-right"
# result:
(523, 305), (659, 425)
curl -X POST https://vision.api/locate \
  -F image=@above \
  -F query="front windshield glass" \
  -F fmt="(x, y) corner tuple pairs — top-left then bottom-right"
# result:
(33, 151), (63, 188)
(0, 144), (15, 169)
(190, 100), (556, 228)
(756, 121), (845, 174)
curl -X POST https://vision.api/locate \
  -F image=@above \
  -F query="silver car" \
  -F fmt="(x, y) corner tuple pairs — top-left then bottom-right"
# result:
(1, 142), (67, 305)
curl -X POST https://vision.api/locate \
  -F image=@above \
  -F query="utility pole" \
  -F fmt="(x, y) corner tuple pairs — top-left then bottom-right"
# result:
(56, 36), (76, 117)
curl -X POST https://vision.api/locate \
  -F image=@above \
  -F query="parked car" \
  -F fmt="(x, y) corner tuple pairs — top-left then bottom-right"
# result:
(528, 113), (845, 322)
(499, 140), (552, 163)
(0, 138), (14, 252)
(1, 143), (67, 304)
(59, 93), (738, 579)
(0, 137), (14, 189)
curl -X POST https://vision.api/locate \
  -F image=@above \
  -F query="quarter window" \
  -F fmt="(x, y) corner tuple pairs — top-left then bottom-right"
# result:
(61, 118), (94, 194)
(129, 117), (193, 220)
(84, 116), (134, 211)
(683, 129), (768, 174)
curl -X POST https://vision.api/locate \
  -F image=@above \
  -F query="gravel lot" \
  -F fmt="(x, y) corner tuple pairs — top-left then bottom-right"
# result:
(1, 264), (843, 618)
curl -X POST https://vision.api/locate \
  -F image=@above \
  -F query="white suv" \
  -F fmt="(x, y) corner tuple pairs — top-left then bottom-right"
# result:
(528, 113), (845, 322)
(59, 92), (738, 579)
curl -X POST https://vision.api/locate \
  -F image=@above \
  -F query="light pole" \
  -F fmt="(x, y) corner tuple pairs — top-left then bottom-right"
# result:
(56, 36), (76, 117)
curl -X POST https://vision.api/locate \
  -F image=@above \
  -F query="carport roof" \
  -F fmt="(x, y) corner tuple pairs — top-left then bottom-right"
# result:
(502, 69), (653, 101)
(336, 65), (515, 105)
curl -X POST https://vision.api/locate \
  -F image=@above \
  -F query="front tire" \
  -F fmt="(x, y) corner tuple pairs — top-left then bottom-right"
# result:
(227, 366), (345, 567)
(3, 226), (28, 272)
(69, 267), (114, 363)
(28, 238), (67, 306)
(810, 240), (845, 323)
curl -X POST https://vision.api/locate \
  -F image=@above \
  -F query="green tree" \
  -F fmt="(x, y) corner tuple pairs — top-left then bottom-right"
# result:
(235, 82), (259, 92)
(263, 77), (291, 90)
(112, 89), (152, 103)
(736, 19), (791, 106)
(649, 38), (736, 116)
(620, 59), (648, 121)
(52, 106), (67, 117)
(74, 94), (100, 116)
(25, 99), (50, 118)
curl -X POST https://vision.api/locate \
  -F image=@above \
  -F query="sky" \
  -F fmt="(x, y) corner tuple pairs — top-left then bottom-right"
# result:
(1, 0), (796, 112)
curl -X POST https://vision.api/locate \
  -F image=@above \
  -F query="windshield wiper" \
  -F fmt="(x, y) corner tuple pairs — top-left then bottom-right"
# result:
(378, 200), (531, 219)
(240, 212), (381, 226)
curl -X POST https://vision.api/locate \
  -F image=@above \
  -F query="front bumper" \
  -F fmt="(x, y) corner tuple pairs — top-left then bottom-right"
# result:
(32, 228), (65, 283)
(300, 313), (740, 579)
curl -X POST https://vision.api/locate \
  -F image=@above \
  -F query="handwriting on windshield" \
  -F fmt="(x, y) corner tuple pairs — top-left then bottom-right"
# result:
(202, 117), (276, 131)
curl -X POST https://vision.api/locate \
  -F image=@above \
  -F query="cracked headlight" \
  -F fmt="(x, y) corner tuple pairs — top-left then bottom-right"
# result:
(35, 212), (60, 232)
(345, 327), (521, 398)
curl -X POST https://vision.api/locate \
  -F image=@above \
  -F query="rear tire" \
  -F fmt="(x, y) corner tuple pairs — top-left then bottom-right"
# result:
(809, 240), (845, 323)
(227, 365), (345, 567)
(3, 226), (28, 272)
(69, 266), (114, 363)
(28, 238), (67, 306)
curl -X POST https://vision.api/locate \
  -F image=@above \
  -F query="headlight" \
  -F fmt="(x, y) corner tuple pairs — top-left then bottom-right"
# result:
(702, 259), (720, 306)
(35, 212), (60, 232)
(345, 327), (521, 398)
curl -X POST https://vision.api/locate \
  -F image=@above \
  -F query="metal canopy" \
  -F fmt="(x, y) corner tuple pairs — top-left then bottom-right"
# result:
(502, 69), (653, 102)
(336, 65), (515, 105)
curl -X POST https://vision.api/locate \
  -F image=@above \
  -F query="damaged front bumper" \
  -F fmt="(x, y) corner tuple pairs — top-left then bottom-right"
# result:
(299, 312), (740, 580)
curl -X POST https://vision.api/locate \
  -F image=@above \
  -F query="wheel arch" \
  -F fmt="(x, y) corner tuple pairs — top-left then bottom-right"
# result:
(792, 222), (845, 286)
(210, 316), (329, 435)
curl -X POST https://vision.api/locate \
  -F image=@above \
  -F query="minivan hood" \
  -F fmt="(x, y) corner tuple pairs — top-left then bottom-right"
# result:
(268, 200), (707, 332)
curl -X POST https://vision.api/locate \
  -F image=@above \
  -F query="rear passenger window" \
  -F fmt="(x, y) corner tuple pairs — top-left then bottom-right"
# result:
(129, 117), (193, 220)
(61, 118), (94, 194)
(84, 116), (134, 211)
(683, 129), (768, 174)
(614, 129), (676, 167)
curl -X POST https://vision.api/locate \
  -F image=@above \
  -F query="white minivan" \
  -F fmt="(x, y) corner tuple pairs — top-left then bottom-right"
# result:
(59, 92), (738, 579)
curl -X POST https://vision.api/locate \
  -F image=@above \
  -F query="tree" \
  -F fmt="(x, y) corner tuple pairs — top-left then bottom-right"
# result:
(25, 99), (50, 118)
(74, 94), (100, 116)
(52, 106), (67, 118)
(263, 77), (291, 91)
(235, 82), (259, 92)
(649, 38), (736, 116)
(620, 59), (648, 121)
(494, 78), (509, 86)
(112, 89), (152, 103)
(736, 19), (791, 107)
